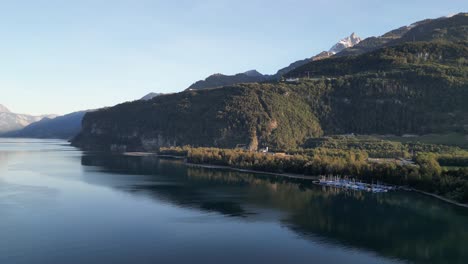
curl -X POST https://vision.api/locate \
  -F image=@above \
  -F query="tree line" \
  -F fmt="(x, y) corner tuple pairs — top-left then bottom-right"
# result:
(159, 146), (468, 203)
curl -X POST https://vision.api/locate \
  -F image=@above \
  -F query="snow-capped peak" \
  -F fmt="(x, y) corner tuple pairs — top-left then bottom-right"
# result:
(0, 104), (11, 113)
(328, 33), (362, 54)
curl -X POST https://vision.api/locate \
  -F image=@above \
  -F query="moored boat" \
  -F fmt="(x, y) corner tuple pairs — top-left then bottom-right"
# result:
(316, 176), (394, 193)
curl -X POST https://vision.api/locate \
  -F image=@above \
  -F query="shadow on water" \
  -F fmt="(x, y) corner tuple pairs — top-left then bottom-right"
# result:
(81, 153), (468, 264)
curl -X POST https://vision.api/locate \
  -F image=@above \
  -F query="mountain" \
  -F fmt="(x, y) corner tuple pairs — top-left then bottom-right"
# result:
(72, 84), (323, 151)
(3, 111), (87, 139)
(72, 13), (468, 152)
(274, 33), (361, 77)
(187, 34), (362, 90)
(0, 104), (10, 113)
(287, 13), (468, 78)
(243, 70), (264, 77)
(285, 40), (467, 135)
(141, 93), (163, 100)
(186, 70), (269, 91)
(0, 105), (56, 134)
(328, 33), (362, 54)
(336, 14), (467, 57)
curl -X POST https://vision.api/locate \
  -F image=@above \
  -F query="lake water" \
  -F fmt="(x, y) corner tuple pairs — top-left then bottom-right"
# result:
(0, 138), (467, 264)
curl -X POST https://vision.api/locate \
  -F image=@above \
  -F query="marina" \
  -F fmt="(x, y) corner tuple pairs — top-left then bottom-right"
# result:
(315, 176), (397, 193)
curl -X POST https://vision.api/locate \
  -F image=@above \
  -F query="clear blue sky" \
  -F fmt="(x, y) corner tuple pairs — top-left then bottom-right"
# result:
(0, 0), (466, 115)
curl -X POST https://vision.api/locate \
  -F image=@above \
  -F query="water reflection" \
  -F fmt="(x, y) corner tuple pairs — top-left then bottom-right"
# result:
(81, 153), (468, 264)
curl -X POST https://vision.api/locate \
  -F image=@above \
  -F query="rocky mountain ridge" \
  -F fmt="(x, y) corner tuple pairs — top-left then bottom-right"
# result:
(187, 33), (363, 90)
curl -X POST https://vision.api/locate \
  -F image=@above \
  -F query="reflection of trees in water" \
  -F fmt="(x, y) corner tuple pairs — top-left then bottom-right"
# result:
(82, 154), (468, 264)
(81, 154), (250, 217)
(82, 154), (192, 177)
(187, 167), (468, 264)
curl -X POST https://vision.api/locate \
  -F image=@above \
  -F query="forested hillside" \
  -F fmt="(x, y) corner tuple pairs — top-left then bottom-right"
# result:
(73, 85), (323, 151)
(286, 41), (468, 135)
(186, 71), (269, 91)
(72, 13), (468, 152)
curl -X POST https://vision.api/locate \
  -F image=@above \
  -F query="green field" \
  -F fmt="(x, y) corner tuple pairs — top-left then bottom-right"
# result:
(443, 166), (467, 171)
(377, 133), (468, 149)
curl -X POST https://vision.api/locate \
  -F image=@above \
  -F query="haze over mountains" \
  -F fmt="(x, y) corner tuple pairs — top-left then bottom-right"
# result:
(72, 13), (468, 152)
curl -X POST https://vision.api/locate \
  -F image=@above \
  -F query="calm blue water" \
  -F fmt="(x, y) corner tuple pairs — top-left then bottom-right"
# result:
(0, 138), (467, 264)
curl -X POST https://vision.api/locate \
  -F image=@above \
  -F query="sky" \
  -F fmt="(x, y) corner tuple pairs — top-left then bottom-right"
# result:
(0, 0), (466, 115)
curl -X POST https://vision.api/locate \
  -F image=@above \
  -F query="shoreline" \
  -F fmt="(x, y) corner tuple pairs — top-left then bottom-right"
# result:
(123, 152), (185, 159)
(185, 162), (319, 180)
(186, 162), (468, 208)
(120, 151), (468, 208)
(409, 189), (468, 208)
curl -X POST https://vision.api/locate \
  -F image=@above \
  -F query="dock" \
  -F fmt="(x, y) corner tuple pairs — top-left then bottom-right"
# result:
(314, 176), (396, 193)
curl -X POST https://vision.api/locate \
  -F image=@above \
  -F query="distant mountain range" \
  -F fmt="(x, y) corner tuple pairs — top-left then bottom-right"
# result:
(3, 111), (88, 140)
(0, 104), (56, 134)
(1, 91), (163, 139)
